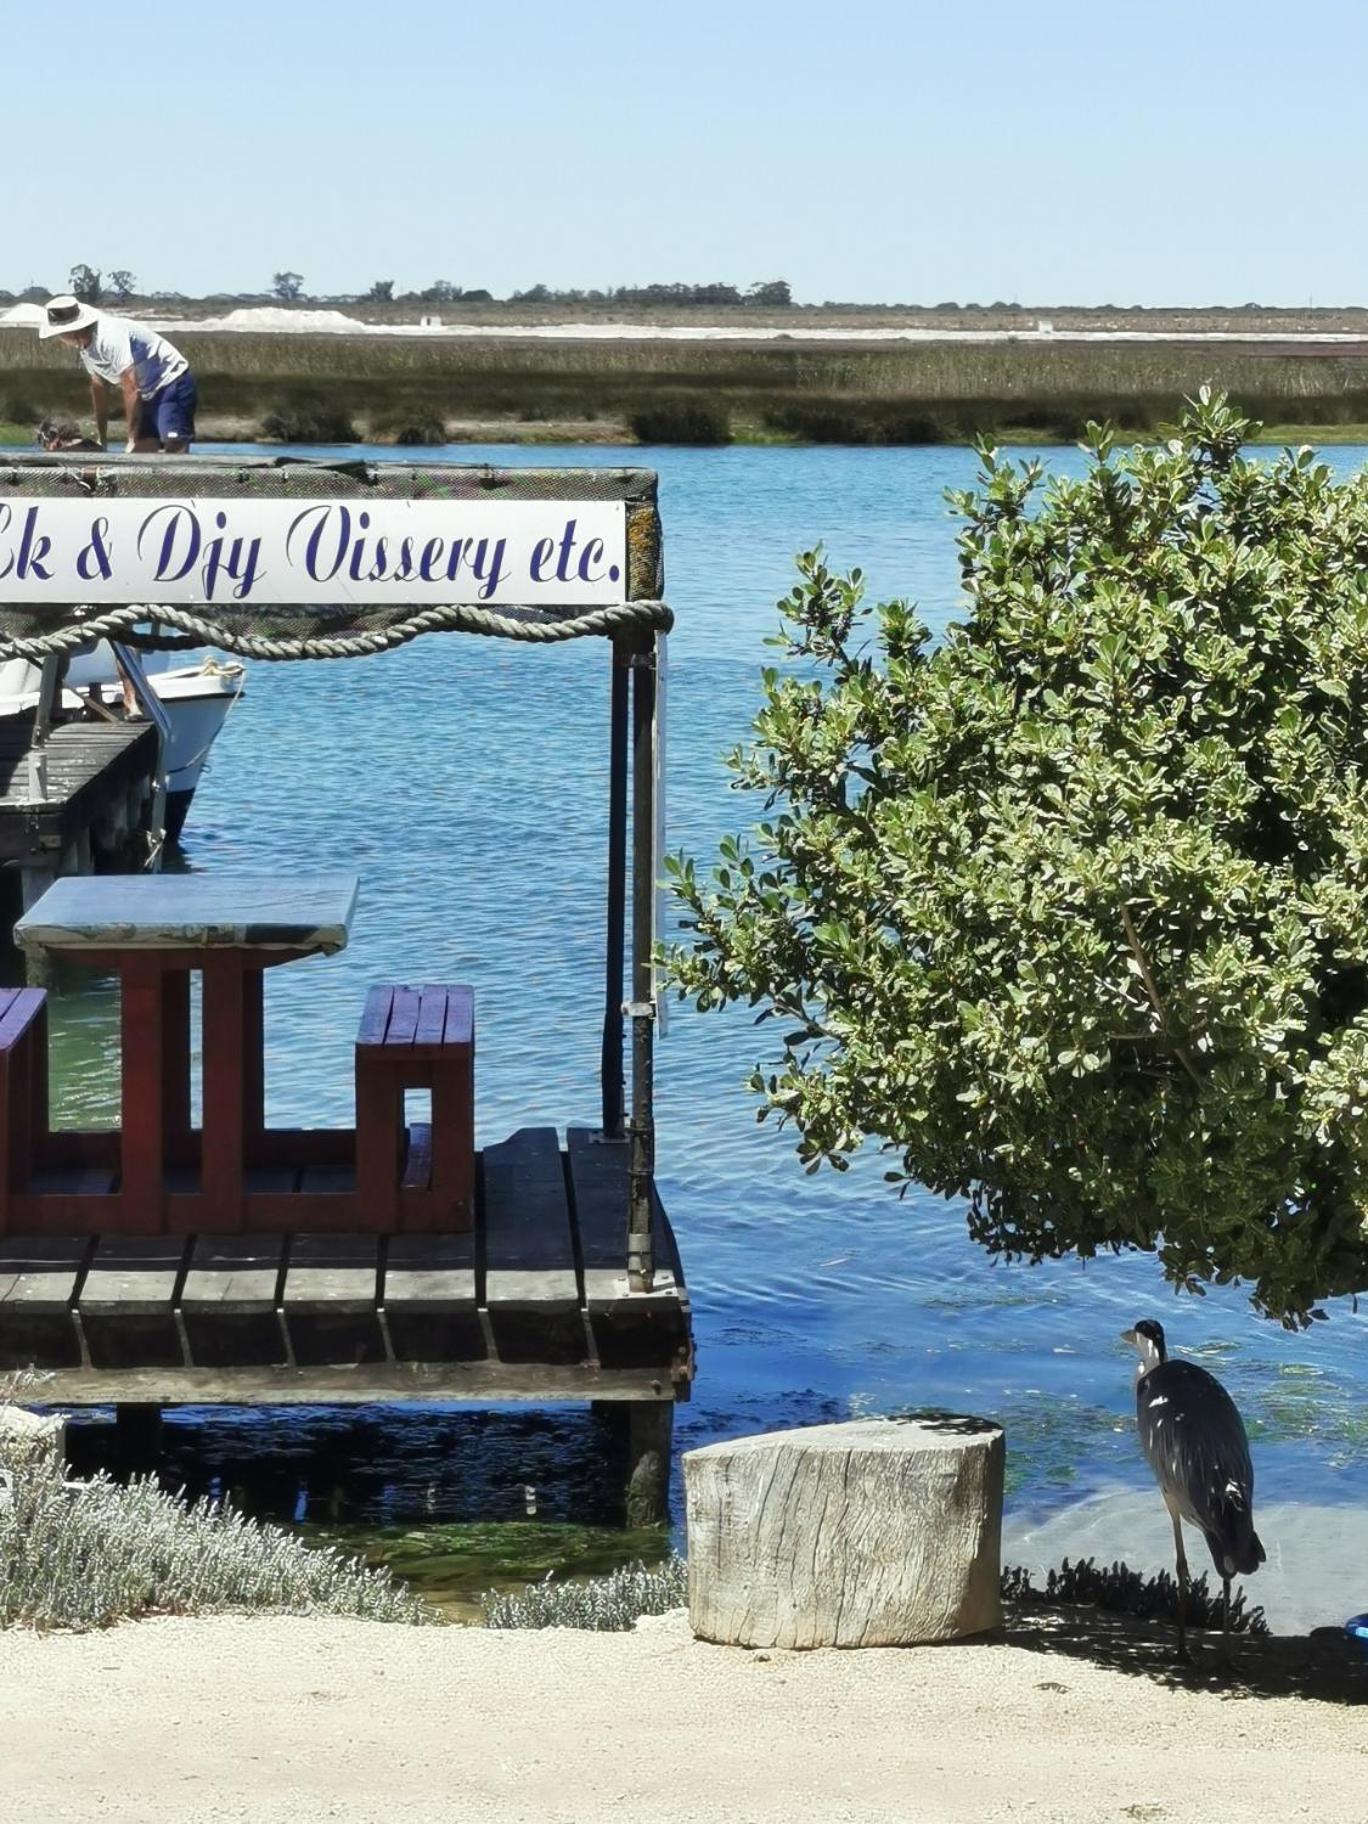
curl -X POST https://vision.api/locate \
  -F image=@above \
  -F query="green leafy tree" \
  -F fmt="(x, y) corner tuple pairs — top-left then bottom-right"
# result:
(272, 271), (304, 302)
(107, 269), (136, 304)
(668, 391), (1368, 1324)
(745, 279), (793, 307)
(68, 263), (102, 304)
(364, 279), (394, 303)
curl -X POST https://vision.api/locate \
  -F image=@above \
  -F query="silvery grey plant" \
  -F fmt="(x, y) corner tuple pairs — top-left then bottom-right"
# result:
(0, 1377), (435, 1630)
(483, 1555), (687, 1630)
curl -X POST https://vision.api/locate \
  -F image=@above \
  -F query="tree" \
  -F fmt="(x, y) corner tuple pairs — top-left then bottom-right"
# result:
(107, 270), (136, 304)
(272, 272), (304, 302)
(364, 279), (394, 303)
(745, 279), (793, 307)
(418, 280), (459, 304)
(68, 263), (102, 304)
(667, 392), (1368, 1324)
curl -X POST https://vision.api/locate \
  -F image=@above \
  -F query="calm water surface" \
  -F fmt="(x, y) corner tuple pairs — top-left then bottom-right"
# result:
(51, 442), (1368, 1610)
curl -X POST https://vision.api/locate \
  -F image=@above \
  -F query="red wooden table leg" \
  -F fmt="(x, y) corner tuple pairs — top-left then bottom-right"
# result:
(243, 968), (265, 1167)
(120, 954), (166, 1232)
(200, 955), (248, 1233)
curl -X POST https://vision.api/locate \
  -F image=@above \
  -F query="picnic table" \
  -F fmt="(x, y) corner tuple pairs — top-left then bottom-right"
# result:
(14, 874), (359, 1234)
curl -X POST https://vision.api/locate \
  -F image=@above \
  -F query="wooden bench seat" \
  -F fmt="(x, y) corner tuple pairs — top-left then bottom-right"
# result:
(355, 984), (474, 1233)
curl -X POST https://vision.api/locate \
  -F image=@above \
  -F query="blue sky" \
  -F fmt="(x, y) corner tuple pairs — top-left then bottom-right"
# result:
(5, 0), (1365, 306)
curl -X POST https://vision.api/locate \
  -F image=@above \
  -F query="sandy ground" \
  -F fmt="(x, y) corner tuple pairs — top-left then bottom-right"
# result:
(0, 1608), (1361, 1824)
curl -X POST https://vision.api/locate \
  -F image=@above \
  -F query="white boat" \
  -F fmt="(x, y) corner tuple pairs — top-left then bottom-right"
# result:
(0, 645), (246, 839)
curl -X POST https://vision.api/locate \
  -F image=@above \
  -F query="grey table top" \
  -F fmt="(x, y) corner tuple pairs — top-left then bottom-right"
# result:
(14, 874), (359, 957)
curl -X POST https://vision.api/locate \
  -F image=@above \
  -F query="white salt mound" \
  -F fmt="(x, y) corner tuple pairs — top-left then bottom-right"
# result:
(197, 307), (365, 333)
(0, 302), (47, 329)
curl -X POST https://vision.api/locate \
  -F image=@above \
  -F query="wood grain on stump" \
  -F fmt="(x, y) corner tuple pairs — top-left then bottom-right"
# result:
(685, 1414), (1004, 1649)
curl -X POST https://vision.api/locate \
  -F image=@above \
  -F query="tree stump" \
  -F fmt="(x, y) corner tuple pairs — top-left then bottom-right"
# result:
(684, 1415), (1004, 1649)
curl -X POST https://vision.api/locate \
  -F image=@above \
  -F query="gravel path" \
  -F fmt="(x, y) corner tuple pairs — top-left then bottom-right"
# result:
(0, 1610), (1361, 1823)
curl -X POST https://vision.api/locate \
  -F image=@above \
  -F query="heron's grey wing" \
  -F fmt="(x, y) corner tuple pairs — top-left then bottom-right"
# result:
(1136, 1360), (1254, 1533)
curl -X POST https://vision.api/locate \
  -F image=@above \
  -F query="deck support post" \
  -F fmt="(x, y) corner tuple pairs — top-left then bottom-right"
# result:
(600, 641), (630, 1140)
(114, 1402), (163, 1462)
(627, 635), (657, 1292)
(625, 1399), (673, 1527)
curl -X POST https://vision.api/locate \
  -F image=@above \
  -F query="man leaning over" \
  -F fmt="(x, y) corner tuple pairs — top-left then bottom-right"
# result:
(37, 294), (198, 454)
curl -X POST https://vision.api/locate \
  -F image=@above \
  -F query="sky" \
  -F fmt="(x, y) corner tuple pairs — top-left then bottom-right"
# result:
(4, 0), (1367, 309)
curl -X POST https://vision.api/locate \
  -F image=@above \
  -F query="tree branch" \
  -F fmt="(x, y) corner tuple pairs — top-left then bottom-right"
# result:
(1119, 902), (1204, 1090)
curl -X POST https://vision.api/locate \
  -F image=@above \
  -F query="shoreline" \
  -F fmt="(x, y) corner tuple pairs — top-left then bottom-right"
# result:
(6, 419), (1368, 451)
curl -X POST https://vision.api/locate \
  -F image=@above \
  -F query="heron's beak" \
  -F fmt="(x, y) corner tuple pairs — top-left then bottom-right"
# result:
(1119, 1328), (1137, 1346)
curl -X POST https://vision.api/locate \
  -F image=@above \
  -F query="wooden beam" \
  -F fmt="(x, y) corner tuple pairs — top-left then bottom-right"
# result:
(22, 1361), (681, 1405)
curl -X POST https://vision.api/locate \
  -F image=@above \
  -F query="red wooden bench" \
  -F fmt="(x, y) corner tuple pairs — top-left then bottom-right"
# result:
(355, 984), (475, 1233)
(0, 988), (47, 1214)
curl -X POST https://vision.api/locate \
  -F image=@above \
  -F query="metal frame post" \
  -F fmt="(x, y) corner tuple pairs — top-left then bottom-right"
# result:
(600, 640), (630, 1139)
(627, 633), (657, 1291)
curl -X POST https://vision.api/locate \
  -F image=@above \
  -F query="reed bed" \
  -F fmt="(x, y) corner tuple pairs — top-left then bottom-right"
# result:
(6, 331), (1368, 443)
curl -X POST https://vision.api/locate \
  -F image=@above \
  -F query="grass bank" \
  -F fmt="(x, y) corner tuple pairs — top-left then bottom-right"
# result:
(8, 331), (1368, 445)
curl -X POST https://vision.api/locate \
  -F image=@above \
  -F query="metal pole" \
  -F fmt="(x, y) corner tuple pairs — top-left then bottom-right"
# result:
(600, 641), (629, 1139)
(628, 634), (657, 1291)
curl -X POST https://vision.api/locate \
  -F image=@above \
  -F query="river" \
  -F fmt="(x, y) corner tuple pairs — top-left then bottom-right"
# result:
(50, 440), (1368, 1625)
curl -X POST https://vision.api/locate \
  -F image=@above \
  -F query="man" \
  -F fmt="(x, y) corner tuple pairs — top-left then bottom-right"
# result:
(37, 294), (198, 453)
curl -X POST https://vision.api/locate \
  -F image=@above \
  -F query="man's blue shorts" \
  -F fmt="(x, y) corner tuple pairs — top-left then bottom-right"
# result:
(142, 370), (198, 445)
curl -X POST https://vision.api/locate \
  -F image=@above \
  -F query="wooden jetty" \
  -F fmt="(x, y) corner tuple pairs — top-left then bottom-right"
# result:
(0, 455), (687, 1524)
(0, 704), (159, 907)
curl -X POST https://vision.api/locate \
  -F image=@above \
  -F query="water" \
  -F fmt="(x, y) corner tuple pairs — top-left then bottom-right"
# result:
(50, 442), (1368, 1614)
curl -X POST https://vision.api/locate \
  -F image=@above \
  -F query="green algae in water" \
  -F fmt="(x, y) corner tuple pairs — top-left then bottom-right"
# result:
(303, 1519), (672, 1621)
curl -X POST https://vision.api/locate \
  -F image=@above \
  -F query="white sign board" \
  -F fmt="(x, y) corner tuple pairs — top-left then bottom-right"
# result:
(0, 497), (628, 607)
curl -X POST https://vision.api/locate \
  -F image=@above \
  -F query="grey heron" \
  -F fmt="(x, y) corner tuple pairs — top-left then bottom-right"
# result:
(1122, 1319), (1265, 1660)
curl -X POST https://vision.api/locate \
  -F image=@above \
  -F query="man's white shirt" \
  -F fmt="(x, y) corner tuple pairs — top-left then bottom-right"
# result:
(79, 315), (188, 398)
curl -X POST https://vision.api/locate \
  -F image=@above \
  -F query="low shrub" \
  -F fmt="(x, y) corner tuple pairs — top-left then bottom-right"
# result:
(386, 414), (448, 446)
(627, 398), (731, 445)
(0, 1408), (435, 1630)
(482, 1554), (687, 1630)
(257, 402), (358, 443)
(1002, 1557), (1269, 1637)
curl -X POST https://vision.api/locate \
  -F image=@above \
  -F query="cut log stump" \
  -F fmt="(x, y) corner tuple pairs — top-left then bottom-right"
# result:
(684, 1414), (1004, 1649)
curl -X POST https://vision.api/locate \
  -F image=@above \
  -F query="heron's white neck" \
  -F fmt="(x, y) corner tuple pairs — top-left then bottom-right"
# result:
(1133, 1333), (1165, 1376)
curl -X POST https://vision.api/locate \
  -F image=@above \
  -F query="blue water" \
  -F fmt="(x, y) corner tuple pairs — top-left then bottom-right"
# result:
(48, 442), (1368, 1576)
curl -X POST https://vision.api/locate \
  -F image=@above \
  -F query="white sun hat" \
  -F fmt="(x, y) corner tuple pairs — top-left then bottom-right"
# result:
(38, 295), (100, 338)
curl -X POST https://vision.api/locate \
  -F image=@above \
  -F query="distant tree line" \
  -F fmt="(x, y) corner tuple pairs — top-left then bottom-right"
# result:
(4, 272), (1336, 315)
(0, 270), (794, 310)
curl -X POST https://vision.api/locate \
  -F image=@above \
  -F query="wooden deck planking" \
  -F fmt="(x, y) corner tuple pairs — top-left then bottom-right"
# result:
(383, 1229), (483, 1361)
(181, 1234), (287, 1366)
(0, 1130), (693, 1391)
(566, 1127), (689, 1370)
(78, 1234), (189, 1369)
(281, 1234), (384, 1366)
(0, 719), (158, 862)
(482, 1126), (583, 1363)
(0, 1234), (87, 1368)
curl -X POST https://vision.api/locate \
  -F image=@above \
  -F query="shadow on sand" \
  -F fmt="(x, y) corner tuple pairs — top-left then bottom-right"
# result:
(999, 1603), (1367, 1705)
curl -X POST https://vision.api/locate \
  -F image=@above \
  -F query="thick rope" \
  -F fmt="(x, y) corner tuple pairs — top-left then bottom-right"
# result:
(0, 598), (672, 662)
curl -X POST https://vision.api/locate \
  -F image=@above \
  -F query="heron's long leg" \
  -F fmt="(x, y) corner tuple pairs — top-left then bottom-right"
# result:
(1220, 1576), (1234, 1671)
(1165, 1496), (1191, 1660)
